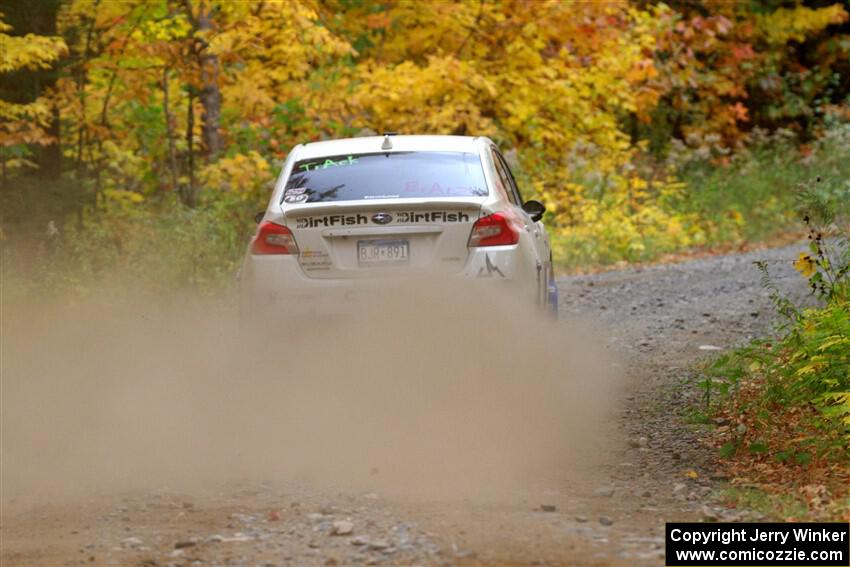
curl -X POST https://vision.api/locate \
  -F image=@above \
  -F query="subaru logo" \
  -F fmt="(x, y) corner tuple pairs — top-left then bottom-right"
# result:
(372, 212), (393, 225)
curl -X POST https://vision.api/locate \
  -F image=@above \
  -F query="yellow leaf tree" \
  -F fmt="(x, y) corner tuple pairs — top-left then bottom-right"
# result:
(0, 9), (67, 182)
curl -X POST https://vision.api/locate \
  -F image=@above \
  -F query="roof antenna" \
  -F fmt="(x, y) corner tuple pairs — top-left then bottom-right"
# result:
(381, 134), (393, 150)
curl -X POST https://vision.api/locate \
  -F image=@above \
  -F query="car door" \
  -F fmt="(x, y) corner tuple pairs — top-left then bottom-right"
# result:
(491, 148), (550, 305)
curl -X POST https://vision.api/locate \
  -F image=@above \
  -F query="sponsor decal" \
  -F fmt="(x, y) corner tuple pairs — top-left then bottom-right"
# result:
(396, 211), (470, 223)
(297, 214), (368, 229)
(477, 254), (505, 278)
(403, 181), (482, 196)
(297, 155), (358, 171)
(299, 248), (332, 270)
(284, 193), (308, 204)
(295, 211), (471, 229)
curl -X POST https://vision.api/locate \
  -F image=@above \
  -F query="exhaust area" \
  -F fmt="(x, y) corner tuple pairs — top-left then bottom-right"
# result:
(1, 279), (622, 507)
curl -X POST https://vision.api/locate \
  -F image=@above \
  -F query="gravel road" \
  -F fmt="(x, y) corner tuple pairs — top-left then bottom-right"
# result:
(1, 243), (812, 566)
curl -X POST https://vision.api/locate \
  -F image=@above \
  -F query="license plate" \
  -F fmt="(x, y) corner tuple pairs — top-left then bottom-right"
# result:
(357, 239), (409, 266)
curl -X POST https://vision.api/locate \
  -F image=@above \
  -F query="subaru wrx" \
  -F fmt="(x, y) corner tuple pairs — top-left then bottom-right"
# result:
(240, 134), (557, 317)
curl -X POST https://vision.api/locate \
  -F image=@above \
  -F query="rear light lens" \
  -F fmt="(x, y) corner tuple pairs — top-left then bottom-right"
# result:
(468, 212), (520, 247)
(251, 221), (299, 255)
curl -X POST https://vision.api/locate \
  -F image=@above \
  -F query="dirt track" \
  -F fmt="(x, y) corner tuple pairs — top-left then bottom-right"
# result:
(1, 243), (811, 566)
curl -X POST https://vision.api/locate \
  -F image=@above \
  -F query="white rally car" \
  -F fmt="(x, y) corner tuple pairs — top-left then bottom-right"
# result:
(240, 134), (558, 317)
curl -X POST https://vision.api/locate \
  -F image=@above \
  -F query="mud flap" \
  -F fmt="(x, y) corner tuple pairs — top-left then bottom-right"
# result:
(547, 274), (559, 319)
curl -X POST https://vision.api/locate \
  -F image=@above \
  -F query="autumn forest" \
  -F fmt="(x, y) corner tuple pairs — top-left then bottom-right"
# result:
(2, 0), (850, 529)
(0, 0), (848, 279)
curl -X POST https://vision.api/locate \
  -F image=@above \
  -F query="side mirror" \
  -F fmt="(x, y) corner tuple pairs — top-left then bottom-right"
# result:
(522, 200), (546, 222)
(254, 211), (264, 224)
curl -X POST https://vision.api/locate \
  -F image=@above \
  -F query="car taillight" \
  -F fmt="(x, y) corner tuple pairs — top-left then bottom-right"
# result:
(468, 212), (520, 247)
(251, 221), (299, 255)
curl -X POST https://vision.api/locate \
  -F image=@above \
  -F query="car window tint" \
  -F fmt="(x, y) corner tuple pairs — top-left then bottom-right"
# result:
(284, 152), (488, 203)
(490, 149), (518, 205)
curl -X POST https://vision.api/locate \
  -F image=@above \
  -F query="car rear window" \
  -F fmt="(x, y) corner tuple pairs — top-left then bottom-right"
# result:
(282, 151), (488, 204)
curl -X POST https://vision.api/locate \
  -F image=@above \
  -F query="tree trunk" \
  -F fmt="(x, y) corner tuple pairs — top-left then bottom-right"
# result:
(76, 117), (85, 181)
(196, 4), (222, 157)
(185, 88), (197, 207)
(39, 102), (62, 179)
(162, 68), (179, 194)
(37, 2), (62, 179)
(73, 3), (100, 184)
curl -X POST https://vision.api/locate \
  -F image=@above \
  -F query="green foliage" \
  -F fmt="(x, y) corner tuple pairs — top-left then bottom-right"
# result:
(794, 172), (850, 303)
(3, 186), (260, 296)
(700, 180), (850, 468)
(719, 486), (814, 521)
(549, 126), (850, 269)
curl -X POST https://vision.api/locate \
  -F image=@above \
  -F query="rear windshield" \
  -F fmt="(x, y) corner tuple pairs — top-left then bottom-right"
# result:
(282, 151), (488, 204)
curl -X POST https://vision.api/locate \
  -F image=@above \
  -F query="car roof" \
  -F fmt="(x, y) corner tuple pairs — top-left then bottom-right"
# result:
(293, 135), (489, 160)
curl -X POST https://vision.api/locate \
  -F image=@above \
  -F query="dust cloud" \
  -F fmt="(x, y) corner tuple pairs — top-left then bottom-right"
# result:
(1, 278), (622, 507)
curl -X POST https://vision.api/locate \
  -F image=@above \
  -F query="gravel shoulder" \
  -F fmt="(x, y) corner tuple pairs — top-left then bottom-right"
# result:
(1, 243), (811, 566)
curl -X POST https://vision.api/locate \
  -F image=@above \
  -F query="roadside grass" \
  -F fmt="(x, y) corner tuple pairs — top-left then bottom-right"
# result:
(715, 484), (850, 523)
(693, 331), (850, 522)
(689, 183), (850, 521)
(716, 486), (812, 521)
(552, 125), (850, 272)
(1, 183), (259, 297)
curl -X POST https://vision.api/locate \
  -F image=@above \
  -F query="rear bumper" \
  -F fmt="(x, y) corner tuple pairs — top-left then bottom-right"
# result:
(240, 246), (539, 318)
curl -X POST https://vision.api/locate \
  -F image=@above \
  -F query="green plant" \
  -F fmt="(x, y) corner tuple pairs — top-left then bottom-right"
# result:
(701, 176), (850, 478)
(793, 177), (850, 302)
(4, 187), (260, 297)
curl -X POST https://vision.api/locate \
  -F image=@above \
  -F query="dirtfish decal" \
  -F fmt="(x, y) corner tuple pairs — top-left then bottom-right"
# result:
(295, 211), (471, 229)
(297, 214), (368, 229)
(396, 211), (470, 223)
